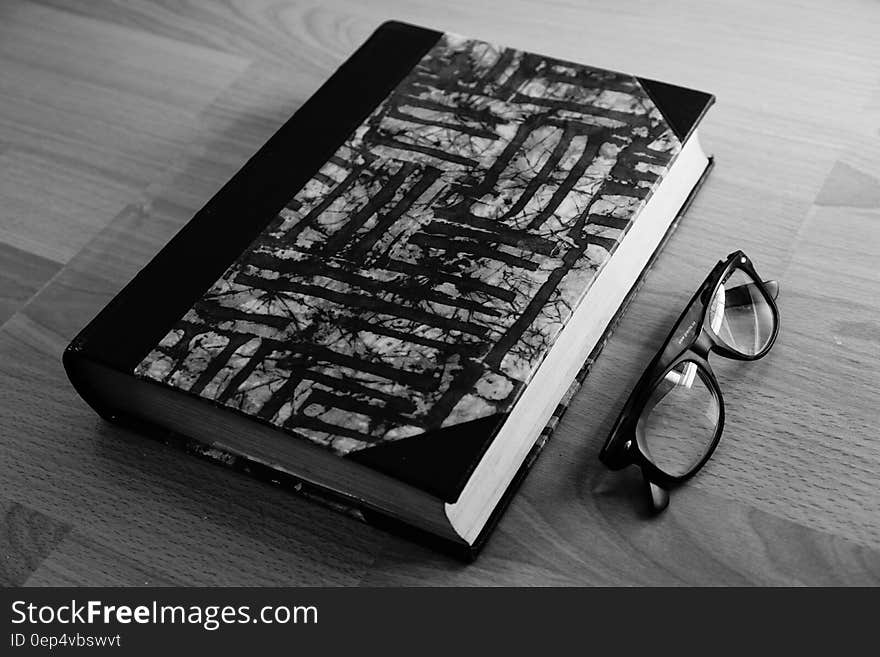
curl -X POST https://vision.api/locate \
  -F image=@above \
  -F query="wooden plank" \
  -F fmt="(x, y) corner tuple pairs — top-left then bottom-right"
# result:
(0, 241), (60, 327)
(24, 531), (179, 587)
(0, 499), (71, 586)
(362, 483), (880, 586)
(0, 0), (250, 263)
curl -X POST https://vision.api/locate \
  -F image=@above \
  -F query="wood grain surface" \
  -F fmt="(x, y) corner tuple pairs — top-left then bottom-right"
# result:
(1, 0), (879, 586)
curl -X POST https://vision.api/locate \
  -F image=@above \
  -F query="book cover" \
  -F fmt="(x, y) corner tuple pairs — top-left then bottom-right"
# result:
(64, 21), (714, 558)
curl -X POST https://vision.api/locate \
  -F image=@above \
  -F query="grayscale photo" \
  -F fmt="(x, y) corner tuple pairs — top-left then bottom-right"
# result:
(0, 2), (877, 646)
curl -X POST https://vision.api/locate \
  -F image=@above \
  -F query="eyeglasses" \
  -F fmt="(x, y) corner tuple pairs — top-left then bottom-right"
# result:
(599, 250), (780, 513)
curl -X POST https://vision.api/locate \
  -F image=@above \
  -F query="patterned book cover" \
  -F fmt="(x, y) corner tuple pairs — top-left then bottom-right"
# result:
(133, 33), (682, 462)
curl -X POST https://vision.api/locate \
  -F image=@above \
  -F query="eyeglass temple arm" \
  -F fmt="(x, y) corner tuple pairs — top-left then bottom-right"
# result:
(644, 472), (670, 514)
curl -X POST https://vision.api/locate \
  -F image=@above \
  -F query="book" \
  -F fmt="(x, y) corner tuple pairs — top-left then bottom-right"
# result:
(63, 21), (714, 560)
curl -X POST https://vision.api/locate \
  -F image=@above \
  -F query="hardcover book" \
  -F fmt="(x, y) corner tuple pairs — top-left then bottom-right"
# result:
(64, 21), (714, 559)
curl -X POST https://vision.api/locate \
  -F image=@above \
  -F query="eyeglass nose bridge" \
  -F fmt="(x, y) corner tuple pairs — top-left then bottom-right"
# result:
(689, 328), (714, 358)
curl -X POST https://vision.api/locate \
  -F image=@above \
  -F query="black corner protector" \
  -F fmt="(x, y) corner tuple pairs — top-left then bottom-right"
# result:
(346, 413), (508, 503)
(376, 19), (442, 37)
(636, 77), (715, 143)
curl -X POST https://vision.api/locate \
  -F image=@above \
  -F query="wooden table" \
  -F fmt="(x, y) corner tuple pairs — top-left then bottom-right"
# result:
(2, 0), (879, 586)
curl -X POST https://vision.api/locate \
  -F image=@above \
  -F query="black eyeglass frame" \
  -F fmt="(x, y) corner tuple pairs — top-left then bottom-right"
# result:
(598, 250), (780, 510)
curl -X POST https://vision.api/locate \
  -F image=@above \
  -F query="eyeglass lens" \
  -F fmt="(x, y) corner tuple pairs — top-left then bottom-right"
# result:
(636, 361), (720, 477)
(709, 267), (774, 357)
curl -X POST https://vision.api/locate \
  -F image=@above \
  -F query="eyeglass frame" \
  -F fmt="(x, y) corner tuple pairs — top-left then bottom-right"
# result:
(598, 250), (780, 513)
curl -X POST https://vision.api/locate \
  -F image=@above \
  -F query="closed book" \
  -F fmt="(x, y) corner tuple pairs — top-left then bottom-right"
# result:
(63, 21), (714, 560)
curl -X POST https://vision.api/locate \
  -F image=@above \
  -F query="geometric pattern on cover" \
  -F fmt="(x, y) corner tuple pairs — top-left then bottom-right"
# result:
(134, 34), (681, 455)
